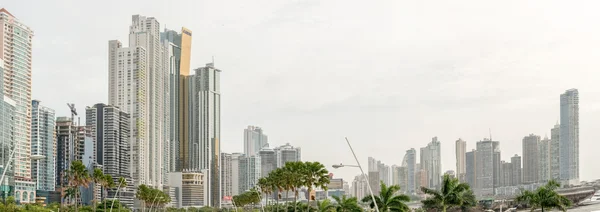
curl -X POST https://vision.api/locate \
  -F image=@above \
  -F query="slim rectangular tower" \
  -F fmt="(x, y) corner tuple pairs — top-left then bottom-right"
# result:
(31, 100), (56, 192)
(455, 139), (466, 182)
(0, 8), (36, 201)
(559, 89), (579, 185)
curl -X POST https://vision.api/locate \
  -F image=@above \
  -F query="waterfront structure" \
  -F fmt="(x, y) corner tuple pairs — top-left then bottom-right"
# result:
(86, 103), (134, 207)
(420, 137), (441, 189)
(560, 89), (579, 185)
(511, 154), (522, 186)
(0, 8), (36, 201)
(244, 126), (268, 156)
(31, 100), (56, 192)
(455, 139), (466, 182)
(465, 150), (476, 189)
(522, 134), (540, 184)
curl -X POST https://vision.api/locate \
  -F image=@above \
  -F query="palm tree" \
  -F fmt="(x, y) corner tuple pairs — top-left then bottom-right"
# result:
(257, 177), (272, 208)
(92, 168), (104, 212)
(420, 174), (475, 212)
(270, 169), (285, 211)
(362, 181), (410, 212)
(103, 174), (115, 211)
(110, 177), (127, 212)
(332, 195), (362, 212)
(316, 199), (334, 212)
(136, 184), (151, 211)
(302, 162), (330, 211)
(68, 160), (91, 212)
(283, 161), (305, 211)
(515, 180), (571, 212)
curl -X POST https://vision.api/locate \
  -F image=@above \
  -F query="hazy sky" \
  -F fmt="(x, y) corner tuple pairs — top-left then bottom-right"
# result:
(4, 0), (600, 183)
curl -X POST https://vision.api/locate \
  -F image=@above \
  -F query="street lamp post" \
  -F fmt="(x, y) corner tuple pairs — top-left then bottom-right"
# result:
(330, 137), (380, 212)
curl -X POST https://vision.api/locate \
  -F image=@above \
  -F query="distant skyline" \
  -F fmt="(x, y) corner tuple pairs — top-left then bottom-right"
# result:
(4, 1), (600, 183)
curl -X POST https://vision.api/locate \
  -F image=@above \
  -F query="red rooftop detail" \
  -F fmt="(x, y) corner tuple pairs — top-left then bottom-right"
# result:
(0, 8), (15, 18)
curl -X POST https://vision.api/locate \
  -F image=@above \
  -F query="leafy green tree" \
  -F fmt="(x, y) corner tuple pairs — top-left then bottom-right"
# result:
(515, 180), (571, 212)
(0, 196), (19, 212)
(332, 195), (362, 212)
(302, 162), (330, 211)
(362, 181), (410, 212)
(420, 174), (475, 212)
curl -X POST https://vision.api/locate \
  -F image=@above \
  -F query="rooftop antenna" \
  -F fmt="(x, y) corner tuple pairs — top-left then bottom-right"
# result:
(212, 56), (215, 65)
(489, 128), (492, 141)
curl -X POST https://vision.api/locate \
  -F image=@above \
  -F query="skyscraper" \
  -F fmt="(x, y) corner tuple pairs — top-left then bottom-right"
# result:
(420, 137), (441, 189)
(244, 126), (268, 156)
(511, 154), (522, 186)
(475, 139), (497, 196)
(230, 153), (242, 195)
(465, 150), (476, 189)
(0, 59), (16, 199)
(259, 148), (276, 177)
(560, 89), (579, 185)
(522, 134), (540, 184)
(220, 153), (232, 198)
(501, 161), (513, 187)
(403, 149), (416, 193)
(455, 139), (466, 182)
(238, 155), (260, 194)
(0, 8), (36, 201)
(55, 117), (88, 191)
(274, 143), (301, 167)
(86, 103), (134, 207)
(550, 123), (560, 180)
(195, 64), (222, 206)
(31, 100), (56, 192)
(109, 14), (168, 188)
(160, 27), (192, 174)
(539, 136), (551, 182)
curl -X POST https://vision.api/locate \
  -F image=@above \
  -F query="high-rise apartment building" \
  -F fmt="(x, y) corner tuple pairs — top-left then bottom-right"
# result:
(55, 117), (88, 190)
(238, 155), (260, 194)
(230, 153), (242, 195)
(539, 136), (551, 182)
(475, 139), (498, 196)
(274, 143), (301, 167)
(0, 8), (36, 201)
(465, 150), (476, 189)
(109, 14), (170, 188)
(194, 64), (222, 206)
(492, 141), (501, 188)
(420, 137), (441, 189)
(259, 148), (276, 177)
(403, 149), (416, 193)
(501, 161), (513, 187)
(86, 103), (134, 207)
(221, 153), (232, 198)
(351, 175), (368, 200)
(31, 100), (56, 192)
(455, 139), (466, 182)
(0, 59), (16, 199)
(511, 154), (522, 186)
(550, 124), (560, 180)
(560, 89), (579, 185)
(368, 171), (380, 194)
(244, 126), (268, 156)
(160, 27), (192, 174)
(522, 134), (540, 184)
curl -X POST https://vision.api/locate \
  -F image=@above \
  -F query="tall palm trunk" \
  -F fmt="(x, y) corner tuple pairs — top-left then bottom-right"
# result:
(293, 188), (298, 212)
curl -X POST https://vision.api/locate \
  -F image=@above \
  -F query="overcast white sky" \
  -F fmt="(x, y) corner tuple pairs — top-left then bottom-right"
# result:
(4, 0), (600, 183)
